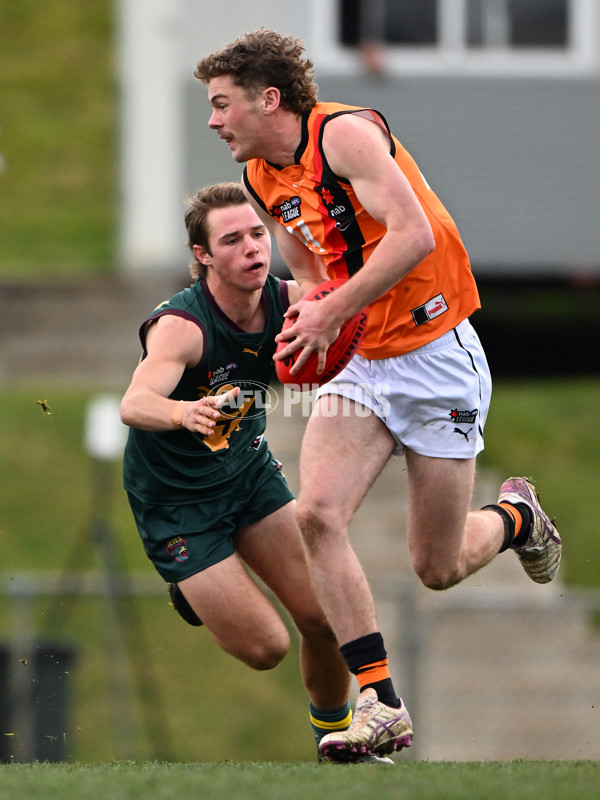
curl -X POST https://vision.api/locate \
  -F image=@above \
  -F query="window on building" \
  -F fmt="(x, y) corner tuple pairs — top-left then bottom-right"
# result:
(318, 0), (596, 76)
(339, 0), (569, 50)
(467, 0), (568, 48)
(339, 0), (438, 47)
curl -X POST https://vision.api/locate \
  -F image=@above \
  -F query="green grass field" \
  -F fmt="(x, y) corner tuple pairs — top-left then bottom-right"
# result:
(0, 760), (598, 800)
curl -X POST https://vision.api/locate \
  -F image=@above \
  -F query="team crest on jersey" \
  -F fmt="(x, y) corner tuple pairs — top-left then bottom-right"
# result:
(449, 409), (478, 425)
(270, 196), (301, 223)
(166, 537), (189, 563)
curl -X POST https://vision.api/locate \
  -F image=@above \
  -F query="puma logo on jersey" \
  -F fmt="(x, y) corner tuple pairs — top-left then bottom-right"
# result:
(243, 346), (262, 357)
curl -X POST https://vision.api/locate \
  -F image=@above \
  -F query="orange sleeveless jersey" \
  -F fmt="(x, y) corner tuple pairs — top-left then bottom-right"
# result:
(243, 101), (480, 358)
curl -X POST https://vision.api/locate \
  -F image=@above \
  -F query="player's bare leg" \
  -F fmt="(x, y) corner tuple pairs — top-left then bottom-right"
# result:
(297, 397), (396, 645)
(178, 554), (291, 670)
(405, 455), (562, 586)
(236, 502), (351, 711)
(297, 397), (413, 761)
(237, 501), (355, 758)
(405, 451), (505, 590)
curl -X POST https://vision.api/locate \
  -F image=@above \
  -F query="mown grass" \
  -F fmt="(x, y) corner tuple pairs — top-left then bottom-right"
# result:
(0, 760), (598, 800)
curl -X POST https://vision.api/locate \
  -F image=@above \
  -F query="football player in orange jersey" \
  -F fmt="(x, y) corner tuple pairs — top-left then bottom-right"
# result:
(195, 30), (562, 763)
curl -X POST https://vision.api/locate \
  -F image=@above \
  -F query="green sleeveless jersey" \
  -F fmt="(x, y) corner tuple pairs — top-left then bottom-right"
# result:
(123, 275), (289, 504)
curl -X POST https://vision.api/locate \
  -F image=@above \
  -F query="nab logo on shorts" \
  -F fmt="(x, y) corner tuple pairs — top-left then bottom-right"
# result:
(449, 408), (478, 425)
(166, 536), (189, 563)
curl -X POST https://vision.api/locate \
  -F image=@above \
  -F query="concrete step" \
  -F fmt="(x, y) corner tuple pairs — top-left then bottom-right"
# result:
(0, 277), (183, 387)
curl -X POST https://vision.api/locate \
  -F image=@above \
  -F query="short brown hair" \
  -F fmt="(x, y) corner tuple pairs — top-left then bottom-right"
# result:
(194, 28), (318, 115)
(184, 182), (247, 280)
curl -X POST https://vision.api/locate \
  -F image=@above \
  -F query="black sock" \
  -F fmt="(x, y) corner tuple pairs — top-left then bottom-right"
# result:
(483, 502), (532, 552)
(511, 502), (532, 547)
(339, 633), (400, 708)
(361, 677), (400, 708)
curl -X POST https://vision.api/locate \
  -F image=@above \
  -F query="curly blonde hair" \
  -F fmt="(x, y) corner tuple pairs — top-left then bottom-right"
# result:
(194, 28), (318, 114)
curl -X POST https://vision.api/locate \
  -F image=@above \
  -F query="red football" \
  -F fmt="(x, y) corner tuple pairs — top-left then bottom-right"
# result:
(275, 278), (369, 389)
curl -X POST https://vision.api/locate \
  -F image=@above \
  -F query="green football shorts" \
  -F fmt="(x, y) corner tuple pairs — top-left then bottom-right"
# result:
(127, 456), (294, 582)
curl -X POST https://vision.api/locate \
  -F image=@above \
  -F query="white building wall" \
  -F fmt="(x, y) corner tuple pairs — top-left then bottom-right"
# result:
(118, 0), (600, 275)
(118, 0), (313, 272)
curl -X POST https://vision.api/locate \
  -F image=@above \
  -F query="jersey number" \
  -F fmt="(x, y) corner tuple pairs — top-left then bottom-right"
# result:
(286, 220), (326, 253)
(199, 384), (254, 453)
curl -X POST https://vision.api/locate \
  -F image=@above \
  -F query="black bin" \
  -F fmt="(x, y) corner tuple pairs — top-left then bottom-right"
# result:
(0, 643), (76, 762)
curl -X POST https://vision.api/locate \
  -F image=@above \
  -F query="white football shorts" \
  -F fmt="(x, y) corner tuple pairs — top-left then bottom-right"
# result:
(316, 318), (492, 458)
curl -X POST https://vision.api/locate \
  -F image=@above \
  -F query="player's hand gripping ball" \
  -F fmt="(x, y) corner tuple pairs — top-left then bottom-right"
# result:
(275, 278), (368, 389)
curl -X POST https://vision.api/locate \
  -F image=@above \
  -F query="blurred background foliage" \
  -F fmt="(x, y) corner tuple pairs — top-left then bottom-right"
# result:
(0, 0), (116, 278)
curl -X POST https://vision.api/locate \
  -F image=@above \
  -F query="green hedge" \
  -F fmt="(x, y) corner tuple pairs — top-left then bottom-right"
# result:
(0, 1), (116, 278)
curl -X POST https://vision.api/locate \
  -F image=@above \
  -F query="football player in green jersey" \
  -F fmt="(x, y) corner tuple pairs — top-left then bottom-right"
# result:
(121, 182), (360, 760)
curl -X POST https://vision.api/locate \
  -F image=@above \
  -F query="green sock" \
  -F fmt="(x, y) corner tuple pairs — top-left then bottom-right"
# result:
(309, 701), (352, 746)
